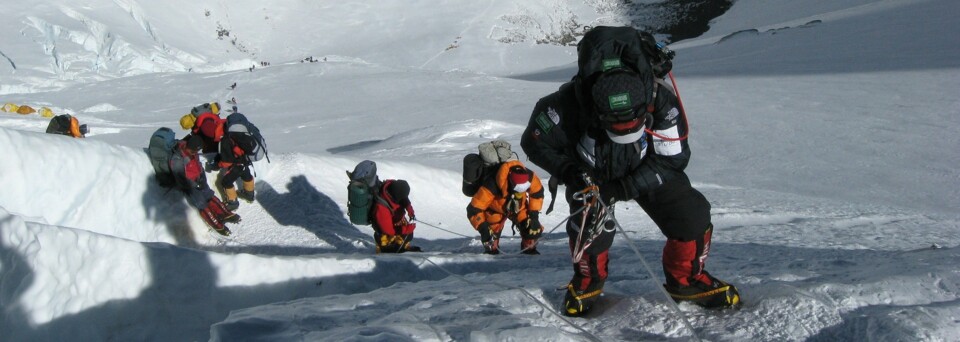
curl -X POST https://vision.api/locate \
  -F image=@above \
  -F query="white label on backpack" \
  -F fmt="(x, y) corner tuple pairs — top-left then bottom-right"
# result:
(652, 126), (682, 156)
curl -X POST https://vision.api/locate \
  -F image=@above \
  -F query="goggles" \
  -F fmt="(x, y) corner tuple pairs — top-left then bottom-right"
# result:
(598, 109), (646, 135)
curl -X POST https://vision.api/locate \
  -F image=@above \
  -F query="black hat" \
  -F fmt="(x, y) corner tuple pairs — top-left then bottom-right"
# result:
(591, 70), (646, 119)
(186, 134), (203, 151)
(388, 180), (410, 204)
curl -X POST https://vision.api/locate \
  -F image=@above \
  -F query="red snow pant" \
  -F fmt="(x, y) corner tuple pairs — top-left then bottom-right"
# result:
(198, 196), (234, 231)
(565, 173), (714, 292)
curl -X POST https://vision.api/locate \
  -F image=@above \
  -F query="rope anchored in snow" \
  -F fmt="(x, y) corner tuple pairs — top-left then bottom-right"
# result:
(414, 219), (473, 238)
(412, 255), (604, 341)
(611, 216), (702, 342)
(564, 173), (702, 340)
(517, 206), (584, 254)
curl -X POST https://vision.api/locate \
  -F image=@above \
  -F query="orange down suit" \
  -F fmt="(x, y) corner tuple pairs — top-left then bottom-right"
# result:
(467, 160), (544, 235)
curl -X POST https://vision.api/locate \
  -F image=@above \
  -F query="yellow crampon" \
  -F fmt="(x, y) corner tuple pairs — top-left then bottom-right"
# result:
(563, 284), (603, 316)
(668, 284), (741, 308)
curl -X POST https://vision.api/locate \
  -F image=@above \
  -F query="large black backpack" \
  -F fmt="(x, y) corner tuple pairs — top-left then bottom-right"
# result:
(225, 112), (268, 162)
(575, 26), (675, 108)
(462, 140), (514, 197)
(45, 114), (74, 136)
(577, 26), (673, 80)
(147, 127), (178, 188)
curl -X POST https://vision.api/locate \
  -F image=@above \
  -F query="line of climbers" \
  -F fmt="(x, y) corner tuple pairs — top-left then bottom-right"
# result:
(346, 140), (545, 256)
(346, 26), (741, 316)
(40, 102), (247, 237)
(138, 25), (742, 317)
(148, 101), (268, 236)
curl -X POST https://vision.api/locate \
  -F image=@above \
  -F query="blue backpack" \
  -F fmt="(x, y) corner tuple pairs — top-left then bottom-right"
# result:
(147, 127), (178, 188)
(225, 112), (268, 162)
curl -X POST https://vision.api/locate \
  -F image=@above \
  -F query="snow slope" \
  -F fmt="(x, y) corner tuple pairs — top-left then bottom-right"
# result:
(2, 0), (959, 341)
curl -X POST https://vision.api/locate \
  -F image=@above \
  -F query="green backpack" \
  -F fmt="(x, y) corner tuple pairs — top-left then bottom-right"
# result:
(346, 160), (383, 225)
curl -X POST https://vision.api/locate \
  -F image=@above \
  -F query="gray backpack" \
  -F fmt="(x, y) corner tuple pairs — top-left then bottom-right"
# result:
(462, 140), (515, 196)
(478, 139), (514, 166)
(147, 127), (178, 188)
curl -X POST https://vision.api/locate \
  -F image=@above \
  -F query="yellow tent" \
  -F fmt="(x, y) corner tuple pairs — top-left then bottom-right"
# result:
(17, 105), (36, 115)
(2, 103), (18, 113)
(39, 107), (55, 118)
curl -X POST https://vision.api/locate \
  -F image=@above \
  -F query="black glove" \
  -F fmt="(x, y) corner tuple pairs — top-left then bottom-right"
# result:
(205, 155), (222, 172)
(528, 211), (541, 228)
(526, 211), (543, 239)
(560, 165), (586, 189)
(477, 222), (491, 242)
(599, 180), (625, 204)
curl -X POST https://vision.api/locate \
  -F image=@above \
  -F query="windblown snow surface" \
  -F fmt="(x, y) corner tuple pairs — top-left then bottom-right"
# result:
(2, 0), (959, 341)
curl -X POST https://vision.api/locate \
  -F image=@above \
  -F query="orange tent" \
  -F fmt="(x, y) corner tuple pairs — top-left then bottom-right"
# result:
(16, 105), (36, 114)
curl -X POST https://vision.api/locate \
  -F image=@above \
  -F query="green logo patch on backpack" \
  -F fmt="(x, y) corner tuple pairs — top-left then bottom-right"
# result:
(602, 58), (623, 71)
(608, 93), (632, 111)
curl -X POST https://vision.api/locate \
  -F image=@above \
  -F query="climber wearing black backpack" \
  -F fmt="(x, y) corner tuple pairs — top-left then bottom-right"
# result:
(464, 140), (545, 255)
(520, 26), (740, 316)
(216, 108), (268, 210)
(217, 131), (256, 210)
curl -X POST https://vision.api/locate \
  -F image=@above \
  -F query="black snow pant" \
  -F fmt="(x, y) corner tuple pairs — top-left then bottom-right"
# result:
(219, 163), (253, 190)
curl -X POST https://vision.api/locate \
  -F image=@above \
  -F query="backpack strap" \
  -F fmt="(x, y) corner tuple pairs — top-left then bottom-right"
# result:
(643, 72), (690, 142)
(375, 180), (394, 214)
(646, 81), (659, 114)
(375, 190), (391, 209)
(545, 176), (559, 215)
